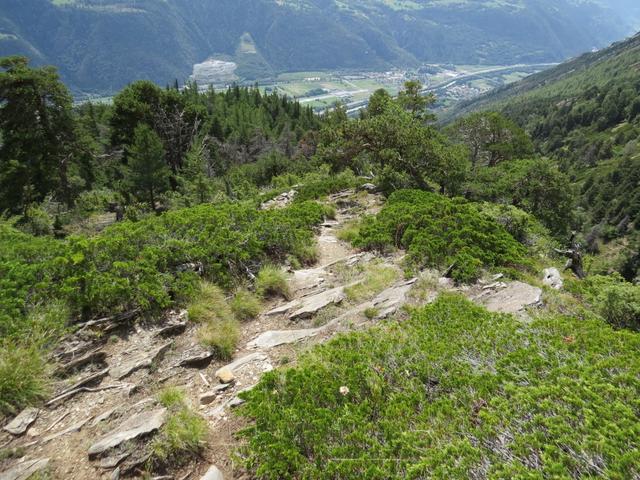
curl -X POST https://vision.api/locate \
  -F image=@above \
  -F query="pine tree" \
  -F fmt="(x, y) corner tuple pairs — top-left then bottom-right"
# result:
(126, 124), (170, 211)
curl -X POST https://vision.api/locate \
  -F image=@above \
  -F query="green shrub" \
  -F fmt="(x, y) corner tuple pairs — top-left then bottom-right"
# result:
(239, 295), (640, 479)
(295, 169), (359, 202)
(231, 289), (262, 321)
(354, 190), (528, 283)
(567, 274), (640, 330)
(1, 200), (324, 325)
(20, 204), (53, 236)
(256, 266), (291, 300)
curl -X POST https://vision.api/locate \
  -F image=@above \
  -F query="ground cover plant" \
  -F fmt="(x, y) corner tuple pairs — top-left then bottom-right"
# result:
(353, 189), (528, 282)
(238, 294), (640, 479)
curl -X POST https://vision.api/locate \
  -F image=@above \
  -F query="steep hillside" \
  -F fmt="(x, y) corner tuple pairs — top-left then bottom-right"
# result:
(445, 32), (640, 119)
(445, 32), (640, 279)
(0, 0), (633, 94)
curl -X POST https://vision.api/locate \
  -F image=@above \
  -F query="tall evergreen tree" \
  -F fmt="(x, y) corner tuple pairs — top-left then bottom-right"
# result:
(126, 124), (170, 211)
(0, 56), (79, 213)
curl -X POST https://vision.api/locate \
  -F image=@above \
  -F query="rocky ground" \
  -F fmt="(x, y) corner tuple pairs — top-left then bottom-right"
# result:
(0, 189), (546, 480)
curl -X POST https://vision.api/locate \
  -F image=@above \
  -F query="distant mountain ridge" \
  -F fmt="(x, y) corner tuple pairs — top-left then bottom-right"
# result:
(0, 0), (634, 95)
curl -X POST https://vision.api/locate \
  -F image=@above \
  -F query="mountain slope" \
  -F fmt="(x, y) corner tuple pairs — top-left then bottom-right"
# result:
(445, 31), (640, 278)
(0, 0), (634, 94)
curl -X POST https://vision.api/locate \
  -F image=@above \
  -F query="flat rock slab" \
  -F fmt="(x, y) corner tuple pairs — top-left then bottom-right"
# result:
(41, 415), (92, 444)
(266, 299), (300, 316)
(88, 408), (166, 458)
(372, 279), (416, 319)
(55, 349), (107, 377)
(0, 458), (49, 480)
(3, 408), (39, 435)
(154, 321), (187, 338)
(110, 342), (172, 380)
(200, 384), (231, 405)
(292, 268), (327, 292)
(481, 281), (542, 314)
(178, 348), (215, 368)
(215, 353), (267, 380)
(289, 286), (346, 320)
(247, 328), (321, 349)
(200, 465), (224, 480)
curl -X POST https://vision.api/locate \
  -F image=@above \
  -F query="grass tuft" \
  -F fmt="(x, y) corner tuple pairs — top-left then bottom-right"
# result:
(157, 386), (186, 408)
(231, 289), (262, 321)
(344, 264), (399, 303)
(0, 343), (49, 416)
(256, 265), (292, 300)
(151, 388), (208, 468)
(188, 281), (240, 360)
(336, 220), (361, 244)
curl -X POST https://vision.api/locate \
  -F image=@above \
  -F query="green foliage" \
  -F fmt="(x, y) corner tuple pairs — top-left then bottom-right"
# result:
(157, 386), (186, 408)
(354, 190), (528, 283)
(468, 159), (574, 235)
(450, 34), (640, 241)
(396, 80), (436, 123)
(231, 289), (262, 321)
(317, 100), (470, 196)
(336, 220), (361, 243)
(188, 282), (239, 359)
(567, 274), (640, 330)
(0, 343), (49, 416)
(1, 199), (323, 330)
(256, 266), (291, 300)
(475, 202), (554, 254)
(21, 204), (54, 236)
(239, 294), (640, 479)
(152, 388), (208, 468)
(0, 56), (85, 213)
(126, 124), (170, 210)
(448, 111), (533, 168)
(294, 168), (359, 202)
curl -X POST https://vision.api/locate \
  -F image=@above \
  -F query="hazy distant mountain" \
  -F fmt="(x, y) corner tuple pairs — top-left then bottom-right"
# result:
(0, 0), (634, 95)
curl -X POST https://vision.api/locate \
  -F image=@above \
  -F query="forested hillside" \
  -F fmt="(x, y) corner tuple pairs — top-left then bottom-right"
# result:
(447, 31), (640, 281)
(0, 0), (633, 94)
(0, 53), (639, 479)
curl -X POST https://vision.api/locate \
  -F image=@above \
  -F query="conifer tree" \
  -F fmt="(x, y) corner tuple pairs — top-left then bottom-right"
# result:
(126, 124), (170, 211)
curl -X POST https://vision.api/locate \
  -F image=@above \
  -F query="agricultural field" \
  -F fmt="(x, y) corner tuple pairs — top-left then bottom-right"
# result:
(257, 64), (549, 112)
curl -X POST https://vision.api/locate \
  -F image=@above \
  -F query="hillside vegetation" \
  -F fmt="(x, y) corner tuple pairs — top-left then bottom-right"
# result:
(240, 295), (640, 479)
(446, 31), (640, 281)
(0, 0), (633, 93)
(0, 51), (639, 479)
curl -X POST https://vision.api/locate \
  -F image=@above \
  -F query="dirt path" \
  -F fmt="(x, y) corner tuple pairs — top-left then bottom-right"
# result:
(0, 189), (543, 480)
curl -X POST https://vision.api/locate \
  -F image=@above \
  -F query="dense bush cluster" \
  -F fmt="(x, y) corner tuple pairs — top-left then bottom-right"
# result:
(566, 274), (640, 331)
(353, 190), (527, 282)
(239, 295), (640, 479)
(0, 200), (324, 333)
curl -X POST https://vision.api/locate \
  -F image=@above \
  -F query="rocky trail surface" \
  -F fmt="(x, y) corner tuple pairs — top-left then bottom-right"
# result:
(0, 189), (545, 480)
